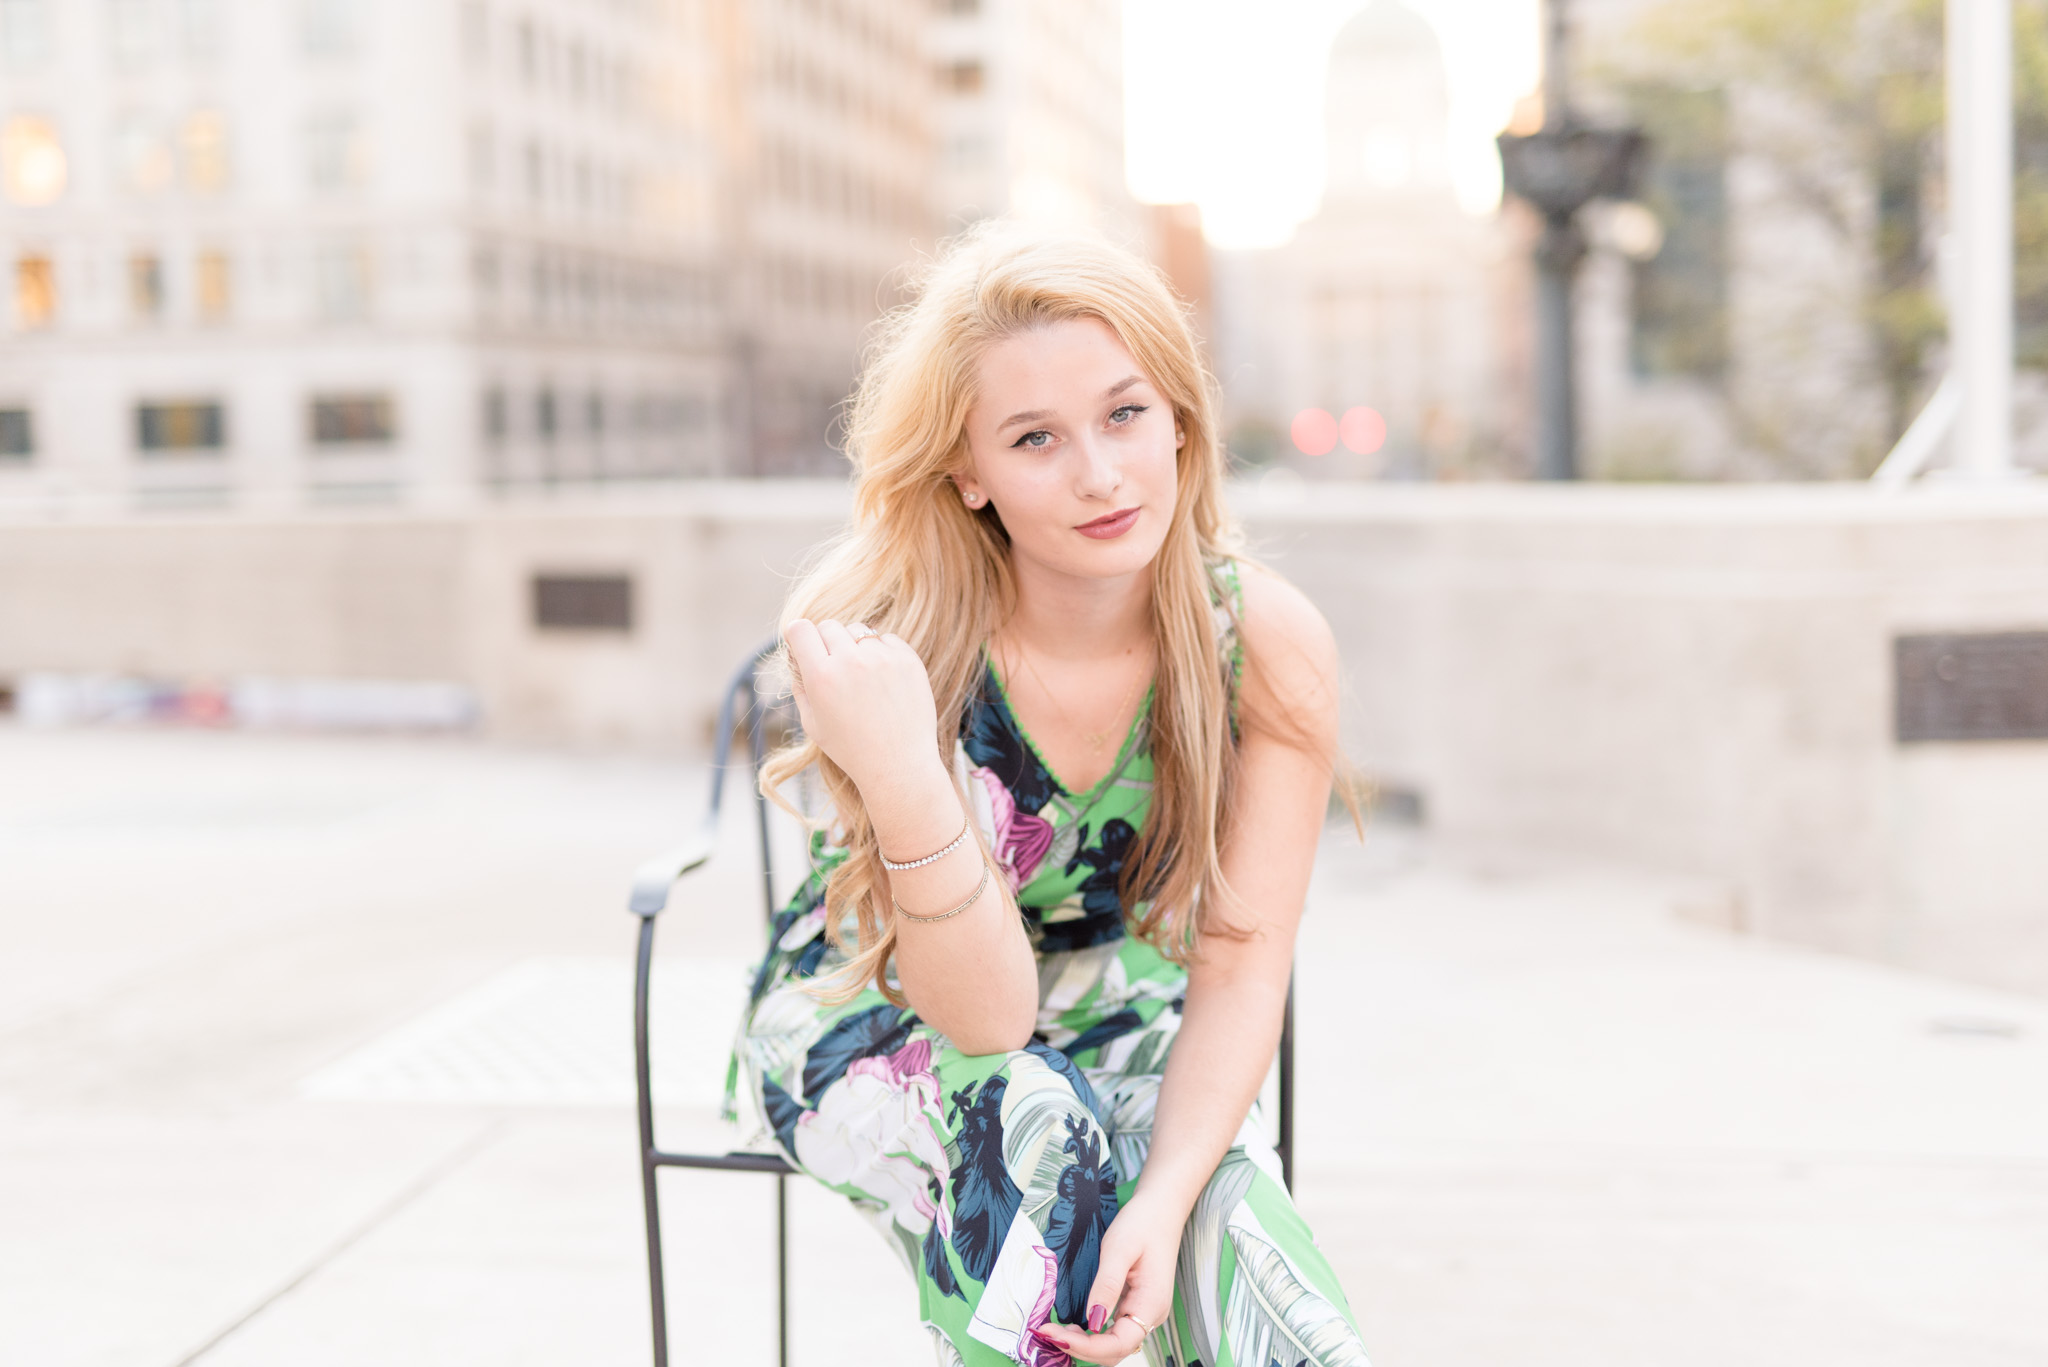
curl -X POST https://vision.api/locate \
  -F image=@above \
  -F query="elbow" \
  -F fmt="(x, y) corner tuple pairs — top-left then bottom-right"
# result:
(930, 998), (1038, 1059)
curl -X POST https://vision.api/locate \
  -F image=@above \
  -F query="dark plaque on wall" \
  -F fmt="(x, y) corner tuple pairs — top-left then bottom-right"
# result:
(1895, 632), (2048, 742)
(533, 573), (634, 633)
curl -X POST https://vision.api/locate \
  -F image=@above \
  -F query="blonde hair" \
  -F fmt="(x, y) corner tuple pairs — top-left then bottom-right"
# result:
(762, 222), (1247, 1003)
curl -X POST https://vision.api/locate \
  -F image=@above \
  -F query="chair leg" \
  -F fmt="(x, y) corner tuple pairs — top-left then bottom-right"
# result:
(776, 1171), (791, 1367)
(641, 1157), (668, 1367)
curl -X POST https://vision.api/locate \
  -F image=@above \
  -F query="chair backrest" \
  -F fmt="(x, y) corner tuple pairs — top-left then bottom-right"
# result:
(700, 641), (799, 930)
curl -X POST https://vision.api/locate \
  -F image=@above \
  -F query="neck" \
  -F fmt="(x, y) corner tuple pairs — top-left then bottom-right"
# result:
(1001, 550), (1153, 663)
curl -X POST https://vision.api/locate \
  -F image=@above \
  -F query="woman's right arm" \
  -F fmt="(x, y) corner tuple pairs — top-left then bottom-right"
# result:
(783, 618), (1040, 1054)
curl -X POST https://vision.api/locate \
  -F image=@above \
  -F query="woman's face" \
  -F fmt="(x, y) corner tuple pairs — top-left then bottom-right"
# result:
(958, 316), (1182, 583)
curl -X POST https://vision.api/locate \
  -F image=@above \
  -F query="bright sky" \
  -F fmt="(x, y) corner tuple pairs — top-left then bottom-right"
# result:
(1122, 0), (1543, 248)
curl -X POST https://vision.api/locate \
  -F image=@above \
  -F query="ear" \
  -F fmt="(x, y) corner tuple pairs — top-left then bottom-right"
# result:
(953, 475), (988, 509)
(1174, 424), (1186, 449)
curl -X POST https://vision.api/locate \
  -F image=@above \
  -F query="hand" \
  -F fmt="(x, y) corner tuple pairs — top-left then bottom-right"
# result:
(782, 618), (942, 801)
(1031, 1190), (1181, 1366)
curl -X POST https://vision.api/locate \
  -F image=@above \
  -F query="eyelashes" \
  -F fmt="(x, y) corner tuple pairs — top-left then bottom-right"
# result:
(1008, 404), (1149, 450)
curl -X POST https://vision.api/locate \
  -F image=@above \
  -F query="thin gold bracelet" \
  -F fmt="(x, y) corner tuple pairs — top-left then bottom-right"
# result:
(894, 859), (991, 923)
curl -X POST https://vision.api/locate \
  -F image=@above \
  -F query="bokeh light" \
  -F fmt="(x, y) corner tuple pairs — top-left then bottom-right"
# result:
(1340, 406), (1387, 455)
(1290, 408), (1337, 456)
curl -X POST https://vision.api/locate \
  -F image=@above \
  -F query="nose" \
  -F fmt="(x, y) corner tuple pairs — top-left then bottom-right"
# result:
(1072, 431), (1122, 501)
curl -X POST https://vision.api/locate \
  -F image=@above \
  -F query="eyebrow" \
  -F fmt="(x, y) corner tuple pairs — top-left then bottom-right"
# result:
(996, 375), (1149, 432)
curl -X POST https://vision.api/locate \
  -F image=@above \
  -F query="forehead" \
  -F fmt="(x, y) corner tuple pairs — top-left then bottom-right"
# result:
(972, 316), (1149, 404)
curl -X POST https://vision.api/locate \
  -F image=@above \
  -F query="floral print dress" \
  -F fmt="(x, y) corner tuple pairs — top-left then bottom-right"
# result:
(734, 563), (1371, 1367)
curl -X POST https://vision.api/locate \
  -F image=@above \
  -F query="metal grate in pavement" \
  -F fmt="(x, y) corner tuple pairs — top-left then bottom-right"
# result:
(299, 956), (751, 1108)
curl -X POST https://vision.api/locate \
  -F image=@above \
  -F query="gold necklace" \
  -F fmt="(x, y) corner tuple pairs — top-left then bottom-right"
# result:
(1002, 637), (1151, 754)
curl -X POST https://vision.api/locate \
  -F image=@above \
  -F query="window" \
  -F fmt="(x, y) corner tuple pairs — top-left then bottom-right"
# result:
(584, 391), (604, 436)
(467, 122), (493, 195)
(181, 0), (223, 57)
(314, 242), (372, 320)
(14, 254), (54, 327)
(129, 252), (163, 320)
(309, 393), (395, 445)
(137, 400), (226, 453)
(305, 111), (369, 192)
(2, 115), (65, 205)
(460, 0), (488, 66)
(517, 17), (535, 84)
(947, 0), (979, 11)
(944, 60), (985, 94)
(107, 0), (158, 66)
(181, 110), (230, 192)
(195, 249), (230, 322)
(535, 388), (557, 440)
(0, 0), (50, 68)
(113, 114), (174, 195)
(524, 139), (543, 204)
(482, 386), (507, 443)
(301, 0), (360, 58)
(1628, 87), (1728, 381)
(0, 406), (31, 458)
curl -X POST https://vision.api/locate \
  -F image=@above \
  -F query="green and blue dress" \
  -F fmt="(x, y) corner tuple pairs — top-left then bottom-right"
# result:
(735, 564), (1370, 1367)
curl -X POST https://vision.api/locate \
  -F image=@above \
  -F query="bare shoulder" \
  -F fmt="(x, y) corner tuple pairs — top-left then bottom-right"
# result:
(1232, 561), (1339, 743)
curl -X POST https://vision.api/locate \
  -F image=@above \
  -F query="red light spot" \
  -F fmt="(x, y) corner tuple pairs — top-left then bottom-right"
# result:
(1340, 406), (1387, 455)
(1290, 408), (1337, 456)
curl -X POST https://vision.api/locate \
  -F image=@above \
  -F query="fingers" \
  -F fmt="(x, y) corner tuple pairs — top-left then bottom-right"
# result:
(1033, 1314), (1155, 1366)
(1083, 1239), (1138, 1339)
(782, 618), (826, 684)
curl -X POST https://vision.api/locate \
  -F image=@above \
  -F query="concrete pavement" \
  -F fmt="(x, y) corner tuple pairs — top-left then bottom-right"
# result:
(3, 725), (2045, 1366)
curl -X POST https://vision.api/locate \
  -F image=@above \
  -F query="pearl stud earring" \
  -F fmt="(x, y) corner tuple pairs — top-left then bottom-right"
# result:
(964, 492), (983, 507)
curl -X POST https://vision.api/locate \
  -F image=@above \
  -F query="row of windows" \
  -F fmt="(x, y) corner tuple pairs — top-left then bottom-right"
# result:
(467, 124), (643, 221)
(461, 3), (645, 121)
(759, 136), (924, 230)
(481, 386), (720, 445)
(761, 33), (923, 145)
(0, 395), (397, 461)
(472, 241), (719, 334)
(10, 245), (371, 328)
(0, 109), (368, 206)
(0, 0), (368, 71)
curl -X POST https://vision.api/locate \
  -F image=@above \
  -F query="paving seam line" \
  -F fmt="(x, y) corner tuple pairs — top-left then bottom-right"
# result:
(167, 1120), (508, 1367)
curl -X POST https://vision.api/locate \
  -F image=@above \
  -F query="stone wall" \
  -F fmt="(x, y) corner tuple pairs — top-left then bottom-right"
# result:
(4, 480), (2046, 993)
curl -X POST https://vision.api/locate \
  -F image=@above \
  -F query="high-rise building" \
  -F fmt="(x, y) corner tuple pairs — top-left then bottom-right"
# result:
(0, 0), (742, 516)
(731, 0), (938, 474)
(931, 0), (1133, 237)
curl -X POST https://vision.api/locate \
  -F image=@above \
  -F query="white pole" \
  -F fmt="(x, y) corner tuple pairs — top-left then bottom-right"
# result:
(1947, 0), (2015, 479)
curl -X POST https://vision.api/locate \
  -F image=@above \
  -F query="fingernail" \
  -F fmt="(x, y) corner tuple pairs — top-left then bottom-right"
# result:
(1031, 1327), (1065, 1347)
(1087, 1304), (1108, 1333)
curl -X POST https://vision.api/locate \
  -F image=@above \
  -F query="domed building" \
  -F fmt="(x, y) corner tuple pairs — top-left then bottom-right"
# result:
(1215, 0), (1508, 478)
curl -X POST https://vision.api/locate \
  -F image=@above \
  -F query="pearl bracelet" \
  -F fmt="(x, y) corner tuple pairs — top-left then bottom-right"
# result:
(894, 859), (991, 923)
(879, 821), (970, 872)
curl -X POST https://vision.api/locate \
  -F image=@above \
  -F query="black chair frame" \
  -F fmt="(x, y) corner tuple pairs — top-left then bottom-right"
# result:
(629, 644), (1296, 1367)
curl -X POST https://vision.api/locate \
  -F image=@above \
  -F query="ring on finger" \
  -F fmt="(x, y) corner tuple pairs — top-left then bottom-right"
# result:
(845, 622), (878, 642)
(1122, 1313), (1155, 1336)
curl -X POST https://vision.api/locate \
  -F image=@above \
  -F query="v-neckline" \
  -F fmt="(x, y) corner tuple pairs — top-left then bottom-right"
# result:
(982, 657), (1153, 807)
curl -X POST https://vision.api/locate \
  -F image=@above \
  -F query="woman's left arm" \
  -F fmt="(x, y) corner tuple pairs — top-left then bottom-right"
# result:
(1037, 570), (1341, 1366)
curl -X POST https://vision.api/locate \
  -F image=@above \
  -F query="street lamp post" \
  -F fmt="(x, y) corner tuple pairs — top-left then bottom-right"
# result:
(1498, 0), (1645, 480)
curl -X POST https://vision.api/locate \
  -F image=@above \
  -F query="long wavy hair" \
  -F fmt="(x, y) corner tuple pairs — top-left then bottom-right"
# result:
(762, 223), (1250, 1003)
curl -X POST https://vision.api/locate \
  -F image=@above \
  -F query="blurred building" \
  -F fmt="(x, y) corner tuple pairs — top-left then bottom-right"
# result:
(1213, 0), (1505, 478)
(0, 0), (743, 514)
(930, 0), (1133, 236)
(0, 0), (953, 504)
(732, 0), (937, 474)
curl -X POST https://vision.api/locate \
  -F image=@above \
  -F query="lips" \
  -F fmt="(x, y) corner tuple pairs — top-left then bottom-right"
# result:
(1075, 506), (1140, 539)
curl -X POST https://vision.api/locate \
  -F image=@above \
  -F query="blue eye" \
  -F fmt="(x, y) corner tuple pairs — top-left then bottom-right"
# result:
(1110, 404), (1147, 424)
(1012, 429), (1054, 449)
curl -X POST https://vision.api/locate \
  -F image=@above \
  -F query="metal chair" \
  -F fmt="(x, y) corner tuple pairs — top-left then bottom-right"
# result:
(628, 642), (1297, 1367)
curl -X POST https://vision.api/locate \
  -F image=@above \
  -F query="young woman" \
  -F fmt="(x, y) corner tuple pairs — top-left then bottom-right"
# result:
(737, 226), (1370, 1367)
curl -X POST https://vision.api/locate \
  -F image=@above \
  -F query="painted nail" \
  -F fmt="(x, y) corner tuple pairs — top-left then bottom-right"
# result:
(1030, 1327), (1066, 1347)
(1087, 1304), (1108, 1334)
